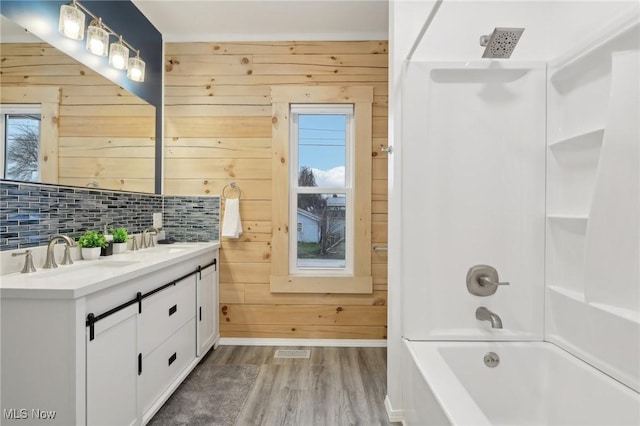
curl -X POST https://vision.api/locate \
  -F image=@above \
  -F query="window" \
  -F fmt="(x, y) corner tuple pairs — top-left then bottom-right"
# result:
(1, 105), (42, 181)
(290, 104), (353, 275)
(0, 87), (60, 183)
(270, 86), (373, 294)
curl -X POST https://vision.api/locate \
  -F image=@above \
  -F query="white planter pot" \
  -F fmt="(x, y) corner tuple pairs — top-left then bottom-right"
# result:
(81, 247), (101, 260)
(112, 242), (127, 254)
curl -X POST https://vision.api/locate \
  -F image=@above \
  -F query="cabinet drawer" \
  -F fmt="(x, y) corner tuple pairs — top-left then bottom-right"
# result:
(140, 275), (196, 355)
(140, 317), (196, 415)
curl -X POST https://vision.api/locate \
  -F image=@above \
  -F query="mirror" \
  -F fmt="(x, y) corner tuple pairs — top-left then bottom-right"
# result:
(0, 16), (156, 193)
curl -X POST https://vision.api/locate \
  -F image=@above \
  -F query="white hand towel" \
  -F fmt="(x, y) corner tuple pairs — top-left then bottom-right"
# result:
(221, 198), (243, 238)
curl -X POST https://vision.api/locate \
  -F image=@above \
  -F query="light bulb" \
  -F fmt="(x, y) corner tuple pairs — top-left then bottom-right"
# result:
(130, 67), (142, 80)
(64, 20), (80, 38)
(89, 38), (105, 55)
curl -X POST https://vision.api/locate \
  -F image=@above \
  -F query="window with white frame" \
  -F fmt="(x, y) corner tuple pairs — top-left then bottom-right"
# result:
(270, 86), (372, 294)
(0, 105), (42, 182)
(289, 104), (354, 276)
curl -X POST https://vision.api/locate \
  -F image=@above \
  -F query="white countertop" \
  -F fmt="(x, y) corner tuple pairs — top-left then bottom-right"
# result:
(0, 242), (220, 300)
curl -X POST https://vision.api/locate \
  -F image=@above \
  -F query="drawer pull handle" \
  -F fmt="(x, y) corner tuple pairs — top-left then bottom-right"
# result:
(199, 306), (202, 321)
(168, 352), (177, 366)
(169, 305), (177, 316)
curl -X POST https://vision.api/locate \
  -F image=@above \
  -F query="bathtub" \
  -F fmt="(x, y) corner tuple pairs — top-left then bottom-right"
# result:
(403, 340), (640, 425)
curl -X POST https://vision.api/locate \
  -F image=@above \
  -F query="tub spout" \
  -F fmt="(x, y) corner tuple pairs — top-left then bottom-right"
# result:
(476, 306), (503, 329)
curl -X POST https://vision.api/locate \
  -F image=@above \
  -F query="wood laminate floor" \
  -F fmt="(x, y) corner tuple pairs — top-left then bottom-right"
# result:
(191, 345), (394, 426)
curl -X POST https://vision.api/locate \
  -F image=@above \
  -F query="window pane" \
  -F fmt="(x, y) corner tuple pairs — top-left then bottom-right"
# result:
(296, 193), (346, 269)
(297, 114), (345, 188)
(5, 114), (40, 181)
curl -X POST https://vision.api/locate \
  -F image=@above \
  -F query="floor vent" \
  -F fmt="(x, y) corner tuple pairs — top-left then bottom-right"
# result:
(274, 349), (311, 359)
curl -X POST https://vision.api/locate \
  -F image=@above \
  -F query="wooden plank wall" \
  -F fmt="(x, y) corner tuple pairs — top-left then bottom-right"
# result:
(0, 43), (156, 192)
(164, 41), (389, 339)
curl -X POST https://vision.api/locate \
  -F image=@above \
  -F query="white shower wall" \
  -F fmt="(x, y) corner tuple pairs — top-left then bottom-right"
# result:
(401, 61), (546, 341)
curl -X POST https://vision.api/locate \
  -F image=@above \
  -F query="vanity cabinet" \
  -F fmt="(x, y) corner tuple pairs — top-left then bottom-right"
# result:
(0, 244), (219, 426)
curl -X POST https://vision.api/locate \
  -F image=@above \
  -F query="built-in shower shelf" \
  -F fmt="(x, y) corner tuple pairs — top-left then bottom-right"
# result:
(547, 214), (589, 223)
(547, 284), (585, 303)
(590, 302), (640, 324)
(549, 128), (605, 150)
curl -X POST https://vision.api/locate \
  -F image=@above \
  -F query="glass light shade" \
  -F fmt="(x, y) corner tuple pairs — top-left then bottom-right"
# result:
(127, 56), (146, 82)
(86, 23), (109, 56)
(109, 41), (129, 70)
(58, 4), (85, 40)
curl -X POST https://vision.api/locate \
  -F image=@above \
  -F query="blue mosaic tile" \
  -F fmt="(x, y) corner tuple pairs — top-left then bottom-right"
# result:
(0, 181), (219, 251)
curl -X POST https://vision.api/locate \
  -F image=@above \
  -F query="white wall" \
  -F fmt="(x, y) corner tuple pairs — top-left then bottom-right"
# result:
(387, 1), (440, 418)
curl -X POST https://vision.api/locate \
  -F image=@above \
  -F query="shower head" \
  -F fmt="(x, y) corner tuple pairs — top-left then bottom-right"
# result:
(480, 27), (525, 59)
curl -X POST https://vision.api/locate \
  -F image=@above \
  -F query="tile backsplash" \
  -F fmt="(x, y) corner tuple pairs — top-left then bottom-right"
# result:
(0, 181), (220, 251)
(163, 196), (220, 242)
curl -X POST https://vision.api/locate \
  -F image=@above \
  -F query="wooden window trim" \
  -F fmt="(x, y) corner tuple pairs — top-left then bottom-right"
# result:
(270, 86), (373, 294)
(1, 87), (61, 183)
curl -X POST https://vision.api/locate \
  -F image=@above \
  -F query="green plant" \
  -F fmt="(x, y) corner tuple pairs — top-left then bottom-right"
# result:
(110, 227), (129, 243)
(77, 230), (108, 249)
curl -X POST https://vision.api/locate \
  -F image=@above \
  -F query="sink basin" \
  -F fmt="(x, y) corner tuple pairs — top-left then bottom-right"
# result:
(148, 244), (199, 254)
(166, 248), (187, 254)
(31, 260), (140, 278)
(97, 261), (140, 267)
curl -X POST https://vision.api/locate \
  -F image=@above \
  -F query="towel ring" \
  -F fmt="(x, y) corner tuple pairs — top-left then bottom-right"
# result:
(222, 182), (242, 199)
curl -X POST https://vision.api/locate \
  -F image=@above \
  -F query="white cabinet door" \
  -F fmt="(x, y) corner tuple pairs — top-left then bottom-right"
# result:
(196, 256), (218, 356)
(86, 304), (139, 426)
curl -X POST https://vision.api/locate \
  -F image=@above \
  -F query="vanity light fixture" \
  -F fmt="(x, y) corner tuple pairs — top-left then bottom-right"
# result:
(58, 0), (146, 82)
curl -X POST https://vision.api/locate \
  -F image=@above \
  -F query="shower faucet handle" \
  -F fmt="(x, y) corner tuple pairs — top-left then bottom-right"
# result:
(466, 265), (510, 297)
(479, 276), (510, 287)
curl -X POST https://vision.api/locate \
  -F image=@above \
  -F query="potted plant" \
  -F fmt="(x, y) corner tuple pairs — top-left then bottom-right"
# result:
(110, 227), (129, 254)
(77, 230), (108, 260)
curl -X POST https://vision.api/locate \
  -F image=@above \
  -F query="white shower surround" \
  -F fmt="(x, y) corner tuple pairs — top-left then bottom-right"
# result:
(389, 0), (640, 422)
(401, 60), (546, 341)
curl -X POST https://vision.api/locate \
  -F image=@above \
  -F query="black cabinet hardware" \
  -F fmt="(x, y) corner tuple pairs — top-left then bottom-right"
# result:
(199, 306), (202, 321)
(138, 353), (142, 375)
(168, 353), (177, 366)
(169, 305), (177, 316)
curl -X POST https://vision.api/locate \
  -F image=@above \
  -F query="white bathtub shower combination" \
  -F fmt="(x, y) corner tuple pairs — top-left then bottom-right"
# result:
(403, 342), (640, 426)
(393, 2), (640, 425)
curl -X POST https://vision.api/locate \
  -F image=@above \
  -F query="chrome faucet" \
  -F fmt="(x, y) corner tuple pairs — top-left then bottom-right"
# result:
(476, 306), (503, 329)
(43, 235), (76, 269)
(141, 227), (159, 249)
